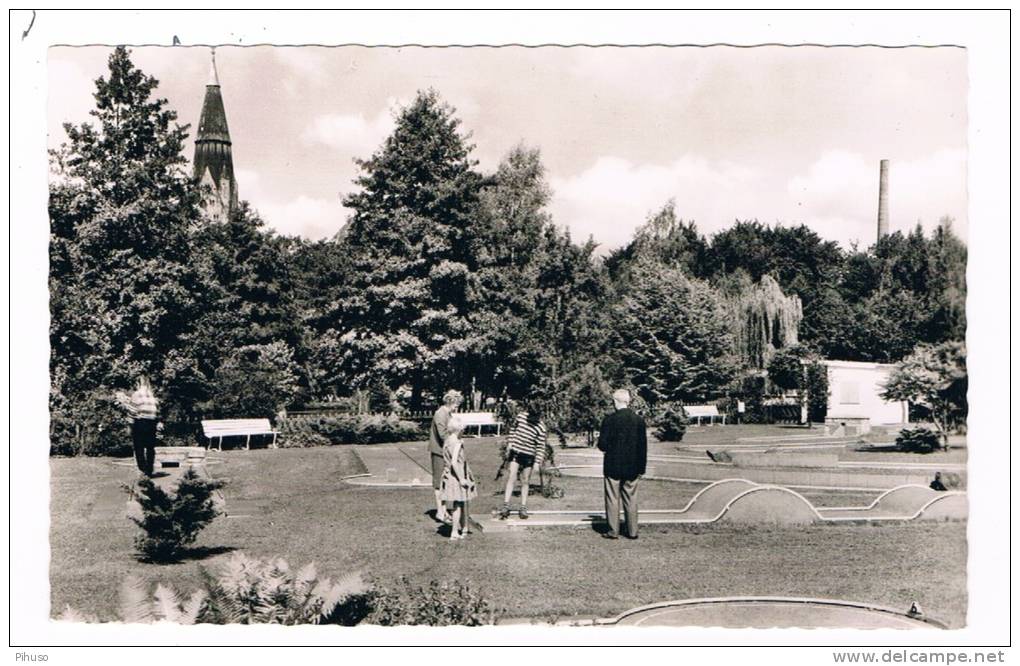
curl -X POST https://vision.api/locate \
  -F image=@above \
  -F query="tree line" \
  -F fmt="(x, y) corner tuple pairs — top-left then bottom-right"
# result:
(48, 48), (967, 454)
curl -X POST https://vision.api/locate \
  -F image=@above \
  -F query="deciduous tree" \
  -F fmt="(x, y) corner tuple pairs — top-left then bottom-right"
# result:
(880, 340), (967, 447)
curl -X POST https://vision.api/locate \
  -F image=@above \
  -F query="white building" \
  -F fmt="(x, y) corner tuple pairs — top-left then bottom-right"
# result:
(822, 360), (909, 434)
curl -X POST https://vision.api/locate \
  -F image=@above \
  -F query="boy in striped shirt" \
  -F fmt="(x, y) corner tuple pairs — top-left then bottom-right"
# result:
(499, 406), (548, 519)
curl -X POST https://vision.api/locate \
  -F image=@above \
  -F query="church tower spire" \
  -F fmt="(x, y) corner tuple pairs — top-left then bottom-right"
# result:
(194, 48), (237, 221)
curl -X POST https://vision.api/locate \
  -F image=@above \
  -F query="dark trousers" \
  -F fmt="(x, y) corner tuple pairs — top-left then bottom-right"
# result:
(132, 418), (157, 475)
(604, 475), (639, 537)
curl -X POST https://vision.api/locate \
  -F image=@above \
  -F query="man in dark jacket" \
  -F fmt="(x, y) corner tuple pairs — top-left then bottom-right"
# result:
(597, 388), (648, 539)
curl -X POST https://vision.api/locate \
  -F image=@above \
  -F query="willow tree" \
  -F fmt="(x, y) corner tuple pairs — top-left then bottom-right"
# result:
(731, 275), (803, 370)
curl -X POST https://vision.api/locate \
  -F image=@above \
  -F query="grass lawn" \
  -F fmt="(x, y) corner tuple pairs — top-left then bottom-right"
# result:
(51, 426), (968, 627)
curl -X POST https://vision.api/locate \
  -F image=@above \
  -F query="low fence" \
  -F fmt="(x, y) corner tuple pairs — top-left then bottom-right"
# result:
(285, 408), (436, 422)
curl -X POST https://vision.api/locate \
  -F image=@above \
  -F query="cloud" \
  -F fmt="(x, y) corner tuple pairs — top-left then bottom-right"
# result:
(787, 149), (968, 246)
(548, 155), (762, 250)
(47, 57), (100, 148)
(548, 149), (967, 252)
(300, 105), (398, 160)
(254, 194), (346, 240)
(235, 167), (345, 239)
(272, 48), (340, 93)
(234, 168), (261, 190)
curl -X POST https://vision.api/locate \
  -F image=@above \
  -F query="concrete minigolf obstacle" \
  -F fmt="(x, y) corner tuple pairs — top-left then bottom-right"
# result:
(718, 486), (821, 525)
(477, 478), (967, 532)
(678, 478), (757, 519)
(818, 484), (968, 522)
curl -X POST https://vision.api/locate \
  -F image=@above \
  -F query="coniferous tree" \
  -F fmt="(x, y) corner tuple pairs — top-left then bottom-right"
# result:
(337, 90), (486, 406)
(49, 46), (207, 447)
(610, 257), (737, 404)
(606, 200), (709, 281)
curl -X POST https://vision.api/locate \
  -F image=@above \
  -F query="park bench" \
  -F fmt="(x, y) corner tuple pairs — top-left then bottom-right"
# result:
(457, 411), (503, 438)
(683, 405), (727, 426)
(201, 418), (279, 451)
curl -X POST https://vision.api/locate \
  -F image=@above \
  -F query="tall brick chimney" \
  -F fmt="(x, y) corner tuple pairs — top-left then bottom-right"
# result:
(877, 159), (890, 240)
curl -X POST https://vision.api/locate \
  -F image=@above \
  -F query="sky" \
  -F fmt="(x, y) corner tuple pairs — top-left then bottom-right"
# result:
(47, 45), (968, 249)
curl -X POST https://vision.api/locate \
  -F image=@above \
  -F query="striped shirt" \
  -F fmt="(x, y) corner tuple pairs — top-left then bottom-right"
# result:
(122, 386), (158, 420)
(507, 413), (548, 465)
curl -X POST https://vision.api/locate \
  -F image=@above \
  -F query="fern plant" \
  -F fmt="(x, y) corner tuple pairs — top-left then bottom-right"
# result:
(118, 576), (206, 624)
(59, 554), (371, 625)
(124, 467), (225, 562)
(61, 577), (205, 624)
(200, 552), (369, 625)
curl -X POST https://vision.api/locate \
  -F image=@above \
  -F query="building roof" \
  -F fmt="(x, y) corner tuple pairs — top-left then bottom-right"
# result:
(195, 83), (231, 146)
(193, 49), (235, 199)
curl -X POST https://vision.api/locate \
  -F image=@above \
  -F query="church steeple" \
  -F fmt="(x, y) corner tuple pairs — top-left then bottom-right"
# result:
(194, 48), (237, 222)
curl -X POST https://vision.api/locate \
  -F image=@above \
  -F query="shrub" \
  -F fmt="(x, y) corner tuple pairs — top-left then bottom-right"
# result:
(654, 403), (688, 441)
(277, 418), (332, 448)
(201, 552), (370, 625)
(539, 483), (565, 499)
(124, 468), (225, 562)
(367, 577), (502, 626)
(896, 427), (942, 454)
(737, 373), (770, 423)
(278, 414), (421, 446)
(804, 361), (829, 423)
(354, 414), (422, 444)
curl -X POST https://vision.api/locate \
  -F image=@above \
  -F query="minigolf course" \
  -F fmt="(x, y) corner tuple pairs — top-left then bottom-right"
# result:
(601, 597), (948, 629)
(343, 445), (433, 487)
(477, 479), (966, 532)
(554, 450), (960, 490)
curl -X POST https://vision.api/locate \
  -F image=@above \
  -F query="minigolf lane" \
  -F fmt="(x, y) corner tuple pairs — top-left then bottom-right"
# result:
(344, 443), (433, 487)
(611, 597), (946, 629)
(477, 479), (967, 532)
